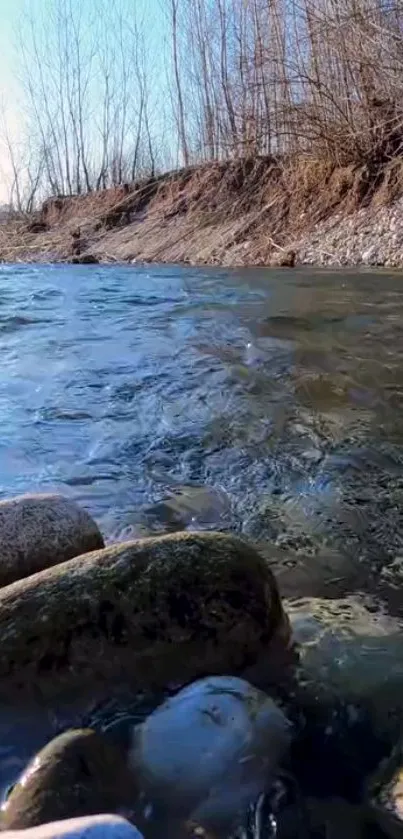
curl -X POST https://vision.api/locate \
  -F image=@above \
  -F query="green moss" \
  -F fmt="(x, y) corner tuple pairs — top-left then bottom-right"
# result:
(0, 532), (286, 701)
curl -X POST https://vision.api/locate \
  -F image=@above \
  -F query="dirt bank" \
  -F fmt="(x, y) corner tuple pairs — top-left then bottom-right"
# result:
(1, 157), (403, 268)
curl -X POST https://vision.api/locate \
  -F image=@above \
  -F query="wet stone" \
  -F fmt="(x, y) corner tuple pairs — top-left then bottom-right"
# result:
(0, 730), (139, 830)
(0, 532), (291, 703)
(129, 676), (292, 836)
(0, 494), (104, 588)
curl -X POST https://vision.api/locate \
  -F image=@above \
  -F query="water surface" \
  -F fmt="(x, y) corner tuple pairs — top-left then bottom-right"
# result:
(0, 264), (402, 538)
(1, 262), (403, 805)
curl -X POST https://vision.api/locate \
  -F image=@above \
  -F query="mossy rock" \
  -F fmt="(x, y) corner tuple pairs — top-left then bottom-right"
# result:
(0, 532), (290, 703)
(0, 494), (104, 588)
(0, 729), (138, 830)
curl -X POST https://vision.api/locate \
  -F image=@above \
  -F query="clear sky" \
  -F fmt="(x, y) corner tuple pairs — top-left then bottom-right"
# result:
(0, 0), (167, 204)
(0, 0), (23, 201)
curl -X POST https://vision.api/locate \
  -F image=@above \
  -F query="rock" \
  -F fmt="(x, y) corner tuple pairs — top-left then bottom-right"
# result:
(288, 595), (403, 725)
(70, 254), (99, 264)
(244, 447), (403, 605)
(269, 250), (296, 268)
(243, 493), (364, 600)
(0, 532), (291, 702)
(0, 494), (104, 588)
(137, 485), (232, 534)
(365, 741), (403, 839)
(0, 730), (139, 830)
(285, 595), (403, 800)
(361, 245), (386, 266)
(1, 815), (144, 839)
(129, 675), (292, 835)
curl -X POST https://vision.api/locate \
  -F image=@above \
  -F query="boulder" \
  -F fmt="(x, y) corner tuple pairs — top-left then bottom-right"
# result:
(1, 815), (144, 839)
(129, 675), (292, 836)
(0, 532), (291, 702)
(285, 596), (403, 800)
(0, 494), (104, 588)
(0, 730), (139, 830)
(288, 595), (403, 730)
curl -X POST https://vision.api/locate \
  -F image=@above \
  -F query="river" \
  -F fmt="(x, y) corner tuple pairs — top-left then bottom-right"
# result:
(1, 262), (403, 815)
(1, 263), (403, 557)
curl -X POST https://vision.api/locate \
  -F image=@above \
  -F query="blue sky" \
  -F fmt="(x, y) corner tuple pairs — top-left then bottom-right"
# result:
(0, 0), (167, 202)
(0, 0), (22, 106)
(0, 0), (33, 201)
(0, 0), (22, 201)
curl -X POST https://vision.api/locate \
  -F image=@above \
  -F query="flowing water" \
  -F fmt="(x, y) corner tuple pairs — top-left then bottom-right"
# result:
(1, 262), (403, 824)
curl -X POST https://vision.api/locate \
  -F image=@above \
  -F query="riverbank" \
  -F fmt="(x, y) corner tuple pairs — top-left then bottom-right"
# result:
(1, 157), (403, 268)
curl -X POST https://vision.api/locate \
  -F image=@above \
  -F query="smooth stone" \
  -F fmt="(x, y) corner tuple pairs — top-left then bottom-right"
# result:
(129, 675), (292, 835)
(1, 815), (144, 839)
(0, 494), (104, 588)
(0, 532), (291, 702)
(0, 730), (139, 830)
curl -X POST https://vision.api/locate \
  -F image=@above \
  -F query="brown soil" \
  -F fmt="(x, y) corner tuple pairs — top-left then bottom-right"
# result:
(0, 156), (402, 266)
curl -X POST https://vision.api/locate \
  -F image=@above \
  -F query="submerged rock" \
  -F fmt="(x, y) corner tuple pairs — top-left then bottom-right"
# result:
(129, 675), (292, 835)
(286, 595), (403, 800)
(0, 815), (144, 839)
(0, 532), (290, 702)
(0, 494), (104, 588)
(0, 730), (138, 830)
(137, 485), (232, 534)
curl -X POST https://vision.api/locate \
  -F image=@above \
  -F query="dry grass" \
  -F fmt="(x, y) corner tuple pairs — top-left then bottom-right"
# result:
(1, 154), (403, 266)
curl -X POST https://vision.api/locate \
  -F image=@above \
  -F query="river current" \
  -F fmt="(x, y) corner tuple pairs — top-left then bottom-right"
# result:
(1, 262), (403, 823)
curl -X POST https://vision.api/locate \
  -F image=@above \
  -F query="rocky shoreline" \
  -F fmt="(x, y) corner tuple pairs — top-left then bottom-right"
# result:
(0, 492), (403, 839)
(297, 195), (403, 269)
(1, 159), (403, 270)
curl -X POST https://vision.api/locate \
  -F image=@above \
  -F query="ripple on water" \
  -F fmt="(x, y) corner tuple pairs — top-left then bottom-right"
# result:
(1, 264), (403, 806)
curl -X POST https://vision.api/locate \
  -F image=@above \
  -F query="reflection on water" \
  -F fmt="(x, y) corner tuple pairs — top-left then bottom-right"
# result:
(1, 263), (403, 828)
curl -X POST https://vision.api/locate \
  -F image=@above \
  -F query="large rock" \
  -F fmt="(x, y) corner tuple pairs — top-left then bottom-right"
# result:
(1, 815), (144, 839)
(0, 494), (104, 587)
(129, 675), (292, 836)
(0, 532), (291, 702)
(285, 595), (403, 800)
(288, 595), (403, 730)
(0, 730), (139, 830)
